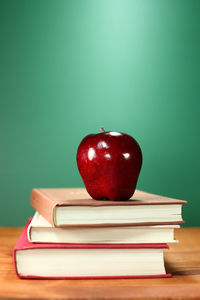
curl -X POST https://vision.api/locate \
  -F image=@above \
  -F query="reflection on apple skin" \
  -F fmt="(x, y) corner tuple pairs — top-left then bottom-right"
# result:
(88, 147), (96, 161)
(107, 132), (122, 136)
(104, 153), (111, 160)
(122, 153), (130, 159)
(97, 141), (109, 149)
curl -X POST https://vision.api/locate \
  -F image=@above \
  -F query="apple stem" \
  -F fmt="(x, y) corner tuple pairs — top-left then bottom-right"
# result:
(100, 127), (105, 132)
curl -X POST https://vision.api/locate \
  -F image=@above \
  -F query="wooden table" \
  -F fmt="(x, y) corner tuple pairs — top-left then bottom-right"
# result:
(0, 227), (200, 299)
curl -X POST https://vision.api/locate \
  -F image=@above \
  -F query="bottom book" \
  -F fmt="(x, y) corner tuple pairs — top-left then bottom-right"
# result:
(13, 219), (171, 279)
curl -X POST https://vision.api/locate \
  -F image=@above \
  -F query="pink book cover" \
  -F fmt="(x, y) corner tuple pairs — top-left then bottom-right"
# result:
(13, 219), (171, 279)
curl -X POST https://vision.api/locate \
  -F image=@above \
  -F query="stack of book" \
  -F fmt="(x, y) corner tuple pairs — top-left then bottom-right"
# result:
(13, 188), (187, 279)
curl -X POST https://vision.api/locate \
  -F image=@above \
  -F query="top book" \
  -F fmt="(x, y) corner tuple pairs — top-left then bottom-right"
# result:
(30, 188), (187, 227)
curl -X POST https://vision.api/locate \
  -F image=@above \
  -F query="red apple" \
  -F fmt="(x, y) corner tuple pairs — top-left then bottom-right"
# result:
(76, 128), (142, 201)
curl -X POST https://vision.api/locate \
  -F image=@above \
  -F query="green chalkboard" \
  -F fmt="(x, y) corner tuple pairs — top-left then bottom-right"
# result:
(0, 0), (199, 225)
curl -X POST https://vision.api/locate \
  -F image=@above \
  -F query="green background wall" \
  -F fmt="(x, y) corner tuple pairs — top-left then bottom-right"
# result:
(0, 0), (199, 226)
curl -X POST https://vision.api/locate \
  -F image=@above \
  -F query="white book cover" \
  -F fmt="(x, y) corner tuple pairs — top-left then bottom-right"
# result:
(28, 212), (179, 244)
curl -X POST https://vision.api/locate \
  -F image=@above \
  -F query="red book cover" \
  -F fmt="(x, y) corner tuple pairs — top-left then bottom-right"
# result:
(13, 219), (171, 279)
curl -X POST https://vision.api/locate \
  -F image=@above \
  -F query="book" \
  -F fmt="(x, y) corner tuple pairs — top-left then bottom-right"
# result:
(14, 219), (171, 279)
(30, 188), (187, 227)
(28, 212), (179, 244)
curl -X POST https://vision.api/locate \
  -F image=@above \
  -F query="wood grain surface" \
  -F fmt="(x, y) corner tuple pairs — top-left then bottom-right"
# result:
(0, 227), (200, 299)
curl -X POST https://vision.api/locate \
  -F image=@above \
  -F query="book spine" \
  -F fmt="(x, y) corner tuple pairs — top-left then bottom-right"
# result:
(30, 189), (56, 226)
(27, 222), (32, 242)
